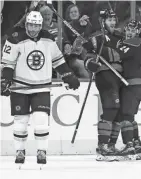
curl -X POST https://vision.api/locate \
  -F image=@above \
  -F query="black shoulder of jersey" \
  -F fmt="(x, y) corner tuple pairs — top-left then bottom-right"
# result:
(7, 27), (28, 44)
(40, 30), (55, 41)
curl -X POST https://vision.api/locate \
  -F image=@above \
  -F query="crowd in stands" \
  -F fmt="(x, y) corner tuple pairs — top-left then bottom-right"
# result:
(1, 1), (141, 79)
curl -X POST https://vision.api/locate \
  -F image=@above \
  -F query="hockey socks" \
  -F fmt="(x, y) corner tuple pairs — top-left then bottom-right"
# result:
(98, 120), (112, 144)
(121, 120), (134, 144)
(132, 121), (139, 141)
(13, 115), (29, 151)
(109, 122), (121, 144)
(34, 130), (49, 151)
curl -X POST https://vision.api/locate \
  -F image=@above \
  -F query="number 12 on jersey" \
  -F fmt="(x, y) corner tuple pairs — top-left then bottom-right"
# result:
(4, 44), (11, 54)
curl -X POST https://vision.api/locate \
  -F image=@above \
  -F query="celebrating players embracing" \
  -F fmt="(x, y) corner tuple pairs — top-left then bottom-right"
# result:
(116, 20), (141, 160)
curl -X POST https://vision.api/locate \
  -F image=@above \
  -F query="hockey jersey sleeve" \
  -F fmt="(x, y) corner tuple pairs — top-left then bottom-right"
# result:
(51, 41), (66, 69)
(2, 39), (19, 69)
(50, 41), (74, 75)
(117, 44), (137, 60)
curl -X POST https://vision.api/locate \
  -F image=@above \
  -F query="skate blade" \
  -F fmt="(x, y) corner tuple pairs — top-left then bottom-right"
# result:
(116, 154), (137, 161)
(96, 154), (117, 162)
(39, 164), (44, 170)
(15, 163), (23, 170)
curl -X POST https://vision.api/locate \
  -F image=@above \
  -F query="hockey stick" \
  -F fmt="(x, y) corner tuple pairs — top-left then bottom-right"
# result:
(96, 55), (129, 86)
(9, 83), (64, 91)
(68, 0), (76, 4)
(14, 0), (41, 27)
(92, 19), (128, 86)
(71, 19), (106, 144)
(46, 1), (128, 86)
(71, 73), (94, 143)
(108, 1), (114, 12)
(93, 18), (129, 86)
(46, 0), (87, 43)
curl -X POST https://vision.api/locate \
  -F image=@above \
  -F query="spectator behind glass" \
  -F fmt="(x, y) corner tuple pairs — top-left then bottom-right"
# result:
(136, 5), (141, 38)
(63, 4), (92, 78)
(39, 5), (59, 43)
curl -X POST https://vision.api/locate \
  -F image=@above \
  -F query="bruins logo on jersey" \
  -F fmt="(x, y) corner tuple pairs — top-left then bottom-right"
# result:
(27, 50), (45, 70)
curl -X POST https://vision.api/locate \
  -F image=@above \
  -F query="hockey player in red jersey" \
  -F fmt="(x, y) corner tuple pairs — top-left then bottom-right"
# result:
(116, 20), (141, 158)
(1, 11), (80, 164)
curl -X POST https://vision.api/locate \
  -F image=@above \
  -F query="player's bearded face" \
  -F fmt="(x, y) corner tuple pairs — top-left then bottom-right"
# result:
(105, 17), (116, 33)
(125, 27), (138, 40)
(26, 23), (42, 38)
(69, 6), (80, 20)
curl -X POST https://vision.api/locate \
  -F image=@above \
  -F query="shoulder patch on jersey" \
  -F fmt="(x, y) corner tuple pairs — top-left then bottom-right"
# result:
(12, 32), (18, 38)
(8, 28), (27, 44)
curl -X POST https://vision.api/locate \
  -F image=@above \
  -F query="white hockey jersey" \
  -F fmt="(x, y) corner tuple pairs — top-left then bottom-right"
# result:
(2, 29), (65, 94)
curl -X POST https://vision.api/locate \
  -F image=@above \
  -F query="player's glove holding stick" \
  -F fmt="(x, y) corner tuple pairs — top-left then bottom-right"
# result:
(1, 67), (13, 96)
(1, 78), (12, 96)
(84, 53), (101, 73)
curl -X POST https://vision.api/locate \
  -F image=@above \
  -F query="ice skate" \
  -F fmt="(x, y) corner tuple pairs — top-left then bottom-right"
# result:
(96, 144), (117, 162)
(134, 139), (141, 160)
(37, 150), (46, 169)
(15, 150), (25, 164)
(15, 150), (25, 169)
(116, 142), (136, 161)
(108, 143), (120, 154)
(134, 139), (141, 154)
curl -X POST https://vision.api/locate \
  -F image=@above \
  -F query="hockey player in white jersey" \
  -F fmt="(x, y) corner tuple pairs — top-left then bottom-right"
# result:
(1, 11), (80, 165)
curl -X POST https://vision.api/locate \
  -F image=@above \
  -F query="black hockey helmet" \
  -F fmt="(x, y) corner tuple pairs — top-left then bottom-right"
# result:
(124, 19), (140, 34)
(100, 9), (117, 19)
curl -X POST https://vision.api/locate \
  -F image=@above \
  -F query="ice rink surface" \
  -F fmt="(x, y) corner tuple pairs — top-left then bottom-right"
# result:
(0, 155), (141, 179)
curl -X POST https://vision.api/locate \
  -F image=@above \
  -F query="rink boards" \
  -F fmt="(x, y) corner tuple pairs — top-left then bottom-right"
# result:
(0, 82), (141, 155)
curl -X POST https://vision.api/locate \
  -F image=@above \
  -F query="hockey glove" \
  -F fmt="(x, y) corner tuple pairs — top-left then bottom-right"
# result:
(1, 78), (12, 96)
(62, 72), (80, 90)
(84, 53), (101, 73)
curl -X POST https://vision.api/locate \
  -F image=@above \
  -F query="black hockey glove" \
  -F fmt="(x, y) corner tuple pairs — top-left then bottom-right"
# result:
(1, 78), (12, 96)
(84, 53), (101, 73)
(62, 72), (80, 90)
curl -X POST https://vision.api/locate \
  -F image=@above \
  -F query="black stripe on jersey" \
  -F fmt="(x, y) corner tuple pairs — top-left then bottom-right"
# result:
(14, 134), (28, 138)
(13, 79), (51, 86)
(52, 56), (63, 63)
(34, 132), (49, 137)
(1, 62), (6, 64)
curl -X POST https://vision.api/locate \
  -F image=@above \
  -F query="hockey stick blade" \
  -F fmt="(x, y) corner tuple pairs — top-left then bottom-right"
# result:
(123, 37), (141, 47)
